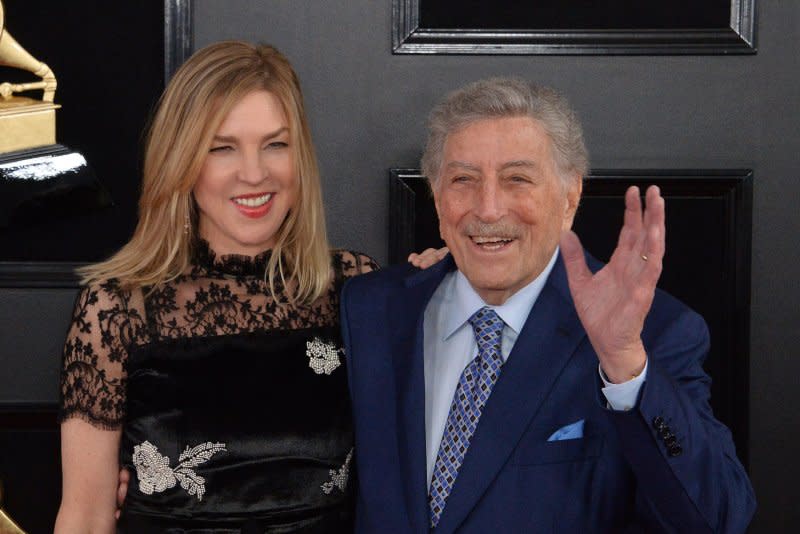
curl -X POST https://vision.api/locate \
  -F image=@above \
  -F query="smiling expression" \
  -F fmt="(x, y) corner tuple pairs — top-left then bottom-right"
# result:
(433, 116), (582, 305)
(193, 90), (298, 256)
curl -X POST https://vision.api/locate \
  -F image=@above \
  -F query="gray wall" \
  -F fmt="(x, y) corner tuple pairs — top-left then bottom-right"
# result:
(195, 1), (800, 531)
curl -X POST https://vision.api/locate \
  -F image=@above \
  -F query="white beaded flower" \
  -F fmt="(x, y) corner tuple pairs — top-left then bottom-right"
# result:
(306, 337), (343, 375)
(132, 440), (227, 501)
(321, 448), (353, 494)
(133, 441), (177, 494)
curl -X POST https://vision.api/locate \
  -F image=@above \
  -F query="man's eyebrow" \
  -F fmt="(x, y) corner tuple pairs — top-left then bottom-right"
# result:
(444, 161), (481, 172)
(500, 160), (538, 171)
(212, 126), (289, 144)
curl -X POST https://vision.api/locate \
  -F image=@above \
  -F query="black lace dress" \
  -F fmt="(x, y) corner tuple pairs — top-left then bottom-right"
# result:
(59, 242), (377, 533)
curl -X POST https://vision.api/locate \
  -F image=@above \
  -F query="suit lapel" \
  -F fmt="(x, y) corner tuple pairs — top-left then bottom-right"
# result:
(390, 257), (455, 533)
(434, 257), (587, 534)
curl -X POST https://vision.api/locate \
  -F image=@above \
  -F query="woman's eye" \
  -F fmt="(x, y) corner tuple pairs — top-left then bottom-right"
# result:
(209, 145), (232, 153)
(265, 141), (289, 149)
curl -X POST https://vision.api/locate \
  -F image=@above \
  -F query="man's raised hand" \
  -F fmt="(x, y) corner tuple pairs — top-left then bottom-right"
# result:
(560, 185), (665, 383)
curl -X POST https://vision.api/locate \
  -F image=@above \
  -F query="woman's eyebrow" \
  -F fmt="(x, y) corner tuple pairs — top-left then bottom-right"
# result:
(212, 126), (289, 144)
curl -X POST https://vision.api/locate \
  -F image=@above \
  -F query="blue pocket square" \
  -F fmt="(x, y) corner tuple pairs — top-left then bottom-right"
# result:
(547, 419), (585, 441)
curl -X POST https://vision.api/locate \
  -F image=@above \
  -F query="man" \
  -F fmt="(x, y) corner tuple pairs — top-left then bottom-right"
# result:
(341, 78), (755, 533)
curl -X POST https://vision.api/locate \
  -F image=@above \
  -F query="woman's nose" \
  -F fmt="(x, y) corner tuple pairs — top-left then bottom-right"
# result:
(239, 151), (267, 184)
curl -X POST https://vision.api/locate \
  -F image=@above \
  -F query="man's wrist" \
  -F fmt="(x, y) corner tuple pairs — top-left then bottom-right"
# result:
(602, 360), (646, 384)
(599, 344), (647, 384)
(600, 358), (648, 411)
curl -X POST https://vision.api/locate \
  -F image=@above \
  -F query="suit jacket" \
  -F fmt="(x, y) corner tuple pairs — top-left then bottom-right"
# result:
(341, 253), (755, 533)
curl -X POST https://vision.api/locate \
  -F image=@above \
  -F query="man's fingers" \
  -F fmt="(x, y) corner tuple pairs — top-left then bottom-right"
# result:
(618, 186), (643, 251)
(408, 247), (449, 269)
(643, 185), (665, 248)
(641, 185), (666, 267)
(641, 225), (664, 283)
(560, 230), (592, 291)
(624, 185), (643, 227)
(617, 185), (665, 265)
(117, 467), (130, 509)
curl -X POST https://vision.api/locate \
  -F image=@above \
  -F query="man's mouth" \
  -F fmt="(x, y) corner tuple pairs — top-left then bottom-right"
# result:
(470, 235), (514, 250)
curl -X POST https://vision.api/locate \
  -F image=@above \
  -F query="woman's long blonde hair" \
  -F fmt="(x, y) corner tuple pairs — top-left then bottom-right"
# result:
(79, 41), (331, 303)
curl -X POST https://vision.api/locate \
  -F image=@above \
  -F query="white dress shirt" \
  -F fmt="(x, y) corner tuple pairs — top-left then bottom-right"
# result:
(422, 249), (646, 486)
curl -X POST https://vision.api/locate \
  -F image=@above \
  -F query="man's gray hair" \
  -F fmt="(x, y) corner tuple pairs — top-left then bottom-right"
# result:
(421, 77), (589, 188)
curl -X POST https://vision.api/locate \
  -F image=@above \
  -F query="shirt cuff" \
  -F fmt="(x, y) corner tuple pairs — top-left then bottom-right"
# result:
(599, 358), (648, 411)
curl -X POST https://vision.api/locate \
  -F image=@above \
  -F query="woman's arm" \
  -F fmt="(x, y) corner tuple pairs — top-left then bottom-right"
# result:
(56, 281), (137, 532)
(54, 419), (121, 533)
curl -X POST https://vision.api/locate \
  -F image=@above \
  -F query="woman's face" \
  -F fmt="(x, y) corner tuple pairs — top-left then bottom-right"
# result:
(194, 90), (298, 256)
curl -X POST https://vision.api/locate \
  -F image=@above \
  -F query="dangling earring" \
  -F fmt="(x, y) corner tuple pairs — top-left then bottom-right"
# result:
(184, 211), (191, 235)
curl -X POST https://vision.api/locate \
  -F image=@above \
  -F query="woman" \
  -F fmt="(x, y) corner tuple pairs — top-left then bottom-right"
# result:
(55, 41), (441, 533)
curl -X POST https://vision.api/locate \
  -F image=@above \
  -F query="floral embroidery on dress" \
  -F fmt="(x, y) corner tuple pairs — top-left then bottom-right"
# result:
(321, 448), (353, 494)
(133, 440), (227, 501)
(306, 337), (343, 375)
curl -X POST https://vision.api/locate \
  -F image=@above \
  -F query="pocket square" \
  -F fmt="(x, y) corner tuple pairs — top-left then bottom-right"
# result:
(547, 419), (585, 441)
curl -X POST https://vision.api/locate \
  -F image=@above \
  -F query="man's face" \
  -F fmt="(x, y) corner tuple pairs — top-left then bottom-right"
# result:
(433, 116), (581, 305)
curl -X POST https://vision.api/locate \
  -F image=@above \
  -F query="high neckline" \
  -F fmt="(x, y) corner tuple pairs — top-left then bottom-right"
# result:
(193, 238), (273, 278)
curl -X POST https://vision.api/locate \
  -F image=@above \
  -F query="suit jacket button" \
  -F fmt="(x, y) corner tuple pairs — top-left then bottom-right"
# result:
(652, 416), (666, 430)
(668, 444), (683, 457)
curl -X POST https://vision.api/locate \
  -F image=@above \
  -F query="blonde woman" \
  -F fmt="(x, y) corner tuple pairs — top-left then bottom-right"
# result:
(55, 41), (442, 533)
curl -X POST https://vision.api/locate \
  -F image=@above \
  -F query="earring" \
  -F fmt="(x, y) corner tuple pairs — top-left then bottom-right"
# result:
(184, 212), (190, 235)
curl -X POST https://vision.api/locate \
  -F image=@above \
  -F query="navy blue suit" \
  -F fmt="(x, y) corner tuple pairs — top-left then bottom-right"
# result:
(341, 253), (755, 533)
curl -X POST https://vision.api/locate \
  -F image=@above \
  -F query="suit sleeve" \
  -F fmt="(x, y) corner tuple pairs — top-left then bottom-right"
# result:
(605, 307), (756, 533)
(340, 278), (368, 533)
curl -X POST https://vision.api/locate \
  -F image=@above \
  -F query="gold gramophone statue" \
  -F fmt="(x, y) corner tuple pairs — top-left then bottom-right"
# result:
(0, 0), (109, 230)
(0, 0), (59, 153)
(0, 478), (25, 534)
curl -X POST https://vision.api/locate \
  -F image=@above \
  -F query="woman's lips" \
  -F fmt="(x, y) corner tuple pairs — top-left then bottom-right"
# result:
(231, 192), (273, 218)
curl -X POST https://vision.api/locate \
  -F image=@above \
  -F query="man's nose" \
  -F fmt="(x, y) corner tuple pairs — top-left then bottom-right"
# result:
(473, 180), (506, 221)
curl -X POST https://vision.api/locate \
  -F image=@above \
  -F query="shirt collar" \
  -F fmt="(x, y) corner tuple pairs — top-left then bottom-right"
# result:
(442, 247), (560, 340)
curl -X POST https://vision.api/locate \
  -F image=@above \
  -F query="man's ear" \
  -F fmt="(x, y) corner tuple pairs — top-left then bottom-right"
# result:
(563, 174), (583, 230)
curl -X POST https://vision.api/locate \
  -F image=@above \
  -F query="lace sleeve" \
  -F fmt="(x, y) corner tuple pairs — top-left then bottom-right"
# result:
(330, 250), (378, 300)
(355, 252), (379, 275)
(59, 280), (146, 430)
(334, 250), (379, 279)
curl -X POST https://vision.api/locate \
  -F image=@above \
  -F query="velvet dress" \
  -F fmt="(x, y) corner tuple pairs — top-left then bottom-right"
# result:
(59, 241), (377, 533)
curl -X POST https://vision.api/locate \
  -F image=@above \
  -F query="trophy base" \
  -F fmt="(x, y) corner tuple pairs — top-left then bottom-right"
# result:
(0, 98), (61, 153)
(0, 508), (26, 534)
(0, 144), (112, 228)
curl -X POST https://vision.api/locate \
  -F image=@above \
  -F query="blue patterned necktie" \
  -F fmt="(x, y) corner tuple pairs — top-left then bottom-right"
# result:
(429, 306), (505, 528)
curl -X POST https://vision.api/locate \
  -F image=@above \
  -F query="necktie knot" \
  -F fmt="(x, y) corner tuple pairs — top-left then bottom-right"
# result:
(468, 306), (504, 354)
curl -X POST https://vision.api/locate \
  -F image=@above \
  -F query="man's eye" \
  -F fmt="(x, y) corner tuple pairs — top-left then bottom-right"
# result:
(509, 175), (530, 183)
(452, 175), (472, 183)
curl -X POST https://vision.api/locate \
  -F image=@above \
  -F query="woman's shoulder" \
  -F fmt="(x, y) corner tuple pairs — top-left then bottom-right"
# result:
(330, 249), (380, 279)
(76, 278), (146, 316)
(61, 280), (145, 429)
(68, 279), (150, 347)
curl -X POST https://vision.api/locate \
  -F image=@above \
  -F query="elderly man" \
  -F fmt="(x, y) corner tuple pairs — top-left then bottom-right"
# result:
(341, 78), (755, 533)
